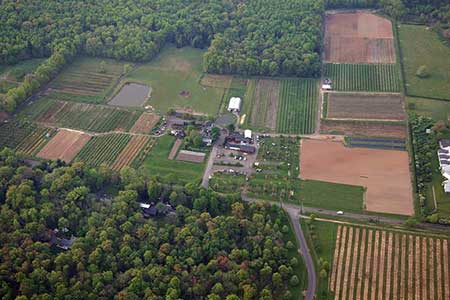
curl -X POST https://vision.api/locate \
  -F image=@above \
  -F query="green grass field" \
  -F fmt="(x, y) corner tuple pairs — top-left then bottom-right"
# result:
(47, 56), (126, 104)
(324, 63), (400, 92)
(125, 46), (224, 115)
(0, 58), (46, 81)
(406, 97), (450, 124)
(277, 79), (318, 134)
(140, 135), (206, 183)
(300, 180), (365, 213)
(399, 25), (450, 100)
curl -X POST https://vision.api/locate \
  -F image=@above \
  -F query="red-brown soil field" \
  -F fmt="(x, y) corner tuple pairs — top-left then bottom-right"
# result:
(111, 135), (153, 171)
(168, 139), (183, 160)
(300, 139), (413, 215)
(37, 129), (91, 163)
(324, 12), (395, 63)
(176, 150), (206, 163)
(326, 93), (406, 120)
(130, 112), (160, 134)
(320, 119), (407, 138)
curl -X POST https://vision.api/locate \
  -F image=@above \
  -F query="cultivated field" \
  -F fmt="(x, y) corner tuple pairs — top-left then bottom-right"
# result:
(26, 99), (140, 133)
(277, 79), (318, 134)
(16, 127), (56, 156)
(176, 150), (206, 163)
(37, 129), (91, 163)
(320, 119), (407, 139)
(111, 135), (154, 171)
(324, 63), (400, 92)
(326, 93), (405, 121)
(125, 46), (224, 114)
(399, 25), (450, 100)
(329, 225), (450, 300)
(324, 12), (395, 64)
(46, 57), (126, 103)
(168, 138), (182, 160)
(75, 134), (131, 167)
(246, 79), (280, 131)
(0, 121), (37, 151)
(300, 139), (413, 215)
(130, 112), (160, 134)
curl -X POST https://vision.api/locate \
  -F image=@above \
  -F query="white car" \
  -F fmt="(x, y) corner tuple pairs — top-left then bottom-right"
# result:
(336, 211), (344, 215)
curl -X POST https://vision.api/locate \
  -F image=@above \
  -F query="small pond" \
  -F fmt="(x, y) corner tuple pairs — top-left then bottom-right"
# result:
(108, 83), (151, 107)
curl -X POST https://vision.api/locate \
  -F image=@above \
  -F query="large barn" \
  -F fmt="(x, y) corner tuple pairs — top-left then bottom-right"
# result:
(227, 97), (242, 112)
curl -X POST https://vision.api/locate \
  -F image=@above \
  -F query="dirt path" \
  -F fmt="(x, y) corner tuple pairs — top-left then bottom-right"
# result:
(422, 238), (427, 300)
(341, 227), (354, 300)
(168, 138), (182, 160)
(393, 234), (400, 300)
(443, 239), (449, 300)
(415, 236), (420, 300)
(377, 231), (386, 300)
(407, 236), (414, 300)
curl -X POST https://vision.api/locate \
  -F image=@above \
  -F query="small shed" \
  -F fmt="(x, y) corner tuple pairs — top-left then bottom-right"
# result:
(244, 129), (252, 139)
(322, 84), (332, 90)
(228, 97), (242, 112)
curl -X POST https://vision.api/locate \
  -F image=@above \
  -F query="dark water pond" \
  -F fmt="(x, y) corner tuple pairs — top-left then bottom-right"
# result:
(108, 83), (151, 107)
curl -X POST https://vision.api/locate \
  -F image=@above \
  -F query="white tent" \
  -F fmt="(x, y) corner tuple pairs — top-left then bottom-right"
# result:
(244, 129), (252, 139)
(228, 97), (242, 112)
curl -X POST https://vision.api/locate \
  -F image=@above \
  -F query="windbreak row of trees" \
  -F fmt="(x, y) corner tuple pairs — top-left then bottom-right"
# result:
(0, 148), (302, 300)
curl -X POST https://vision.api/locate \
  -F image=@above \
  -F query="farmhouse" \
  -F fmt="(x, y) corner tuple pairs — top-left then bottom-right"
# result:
(49, 230), (77, 250)
(140, 202), (158, 218)
(228, 97), (242, 113)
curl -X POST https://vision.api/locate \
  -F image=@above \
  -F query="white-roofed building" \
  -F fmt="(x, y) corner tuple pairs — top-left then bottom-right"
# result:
(444, 180), (450, 193)
(228, 97), (242, 113)
(244, 129), (252, 139)
(442, 165), (450, 180)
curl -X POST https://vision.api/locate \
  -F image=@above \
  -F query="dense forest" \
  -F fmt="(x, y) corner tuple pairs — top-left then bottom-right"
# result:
(0, 148), (302, 300)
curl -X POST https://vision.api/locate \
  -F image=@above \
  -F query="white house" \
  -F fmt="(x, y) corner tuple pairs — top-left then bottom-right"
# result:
(228, 97), (242, 113)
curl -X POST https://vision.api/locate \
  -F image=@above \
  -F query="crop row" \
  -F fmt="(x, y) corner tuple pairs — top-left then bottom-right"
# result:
(330, 225), (450, 300)
(0, 121), (36, 151)
(324, 63), (400, 92)
(277, 79), (318, 134)
(16, 127), (56, 156)
(75, 134), (131, 167)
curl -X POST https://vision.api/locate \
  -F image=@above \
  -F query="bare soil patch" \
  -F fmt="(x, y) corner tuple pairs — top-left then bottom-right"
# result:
(111, 136), (152, 170)
(326, 93), (405, 121)
(176, 150), (206, 163)
(320, 119), (407, 139)
(324, 12), (395, 63)
(37, 129), (91, 163)
(130, 112), (160, 134)
(250, 79), (280, 130)
(300, 139), (413, 215)
(168, 139), (183, 160)
(179, 90), (191, 98)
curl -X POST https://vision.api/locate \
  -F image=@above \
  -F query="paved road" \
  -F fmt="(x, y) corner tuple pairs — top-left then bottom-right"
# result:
(241, 196), (316, 300)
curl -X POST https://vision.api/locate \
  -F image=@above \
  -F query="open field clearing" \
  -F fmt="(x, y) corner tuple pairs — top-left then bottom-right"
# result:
(37, 129), (91, 163)
(129, 112), (160, 134)
(224, 77), (247, 116)
(277, 79), (318, 134)
(111, 136), (154, 171)
(300, 139), (413, 215)
(320, 119), (407, 138)
(125, 46), (224, 114)
(326, 93), (405, 120)
(324, 12), (395, 63)
(245, 79), (280, 131)
(176, 150), (206, 163)
(406, 97), (450, 125)
(327, 224), (450, 300)
(24, 99), (141, 132)
(46, 57), (126, 103)
(75, 134), (131, 167)
(16, 127), (56, 156)
(0, 121), (37, 150)
(200, 74), (232, 89)
(324, 63), (400, 92)
(141, 135), (206, 183)
(399, 25), (450, 100)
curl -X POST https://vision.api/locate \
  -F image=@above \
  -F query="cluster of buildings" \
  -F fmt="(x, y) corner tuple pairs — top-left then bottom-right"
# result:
(438, 139), (450, 193)
(224, 130), (256, 154)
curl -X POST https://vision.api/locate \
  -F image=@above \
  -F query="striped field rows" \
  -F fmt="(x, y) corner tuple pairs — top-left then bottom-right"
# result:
(330, 225), (450, 300)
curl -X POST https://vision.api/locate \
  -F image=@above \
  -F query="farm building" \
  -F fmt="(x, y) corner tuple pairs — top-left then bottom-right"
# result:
(228, 97), (242, 112)
(322, 84), (332, 90)
(440, 139), (450, 149)
(244, 129), (252, 139)
(439, 140), (450, 192)
(49, 230), (77, 250)
(225, 142), (256, 154)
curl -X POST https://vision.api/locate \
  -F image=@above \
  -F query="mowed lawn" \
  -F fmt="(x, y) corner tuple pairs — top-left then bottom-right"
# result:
(406, 97), (450, 124)
(300, 180), (365, 213)
(140, 135), (206, 183)
(125, 46), (224, 115)
(399, 25), (450, 100)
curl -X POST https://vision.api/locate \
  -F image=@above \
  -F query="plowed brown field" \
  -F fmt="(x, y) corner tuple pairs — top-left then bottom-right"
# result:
(37, 129), (91, 163)
(324, 12), (395, 63)
(111, 135), (153, 170)
(130, 112), (160, 134)
(300, 139), (413, 215)
(320, 119), (407, 139)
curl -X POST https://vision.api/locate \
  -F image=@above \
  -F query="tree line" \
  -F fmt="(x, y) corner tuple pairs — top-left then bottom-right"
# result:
(0, 148), (303, 300)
